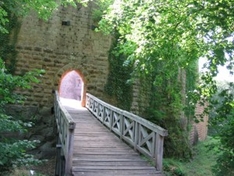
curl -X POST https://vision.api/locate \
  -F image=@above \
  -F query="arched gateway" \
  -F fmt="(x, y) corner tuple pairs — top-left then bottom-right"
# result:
(58, 70), (86, 106)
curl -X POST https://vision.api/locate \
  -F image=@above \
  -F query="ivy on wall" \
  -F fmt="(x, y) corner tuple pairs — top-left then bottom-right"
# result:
(141, 62), (195, 158)
(104, 35), (133, 111)
(185, 60), (199, 120)
(92, 0), (114, 23)
(0, 4), (20, 73)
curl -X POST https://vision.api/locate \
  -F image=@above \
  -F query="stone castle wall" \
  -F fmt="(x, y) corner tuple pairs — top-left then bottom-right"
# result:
(14, 2), (111, 107)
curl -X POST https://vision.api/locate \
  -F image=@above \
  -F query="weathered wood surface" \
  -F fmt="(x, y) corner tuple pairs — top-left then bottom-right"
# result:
(63, 105), (163, 176)
(54, 92), (76, 176)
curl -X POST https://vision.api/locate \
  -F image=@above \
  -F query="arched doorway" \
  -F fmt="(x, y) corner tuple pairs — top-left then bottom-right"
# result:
(59, 70), (85, 106)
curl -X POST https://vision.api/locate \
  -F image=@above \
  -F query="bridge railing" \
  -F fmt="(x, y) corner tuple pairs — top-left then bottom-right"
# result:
(54, 91), (76, 175)
(86, 93), (168, 171)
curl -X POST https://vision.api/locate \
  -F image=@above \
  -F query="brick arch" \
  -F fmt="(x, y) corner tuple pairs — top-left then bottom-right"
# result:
(55, 64), (87, 107)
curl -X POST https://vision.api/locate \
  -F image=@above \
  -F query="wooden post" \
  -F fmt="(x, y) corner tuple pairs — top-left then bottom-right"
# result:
(134, 122), (139, 151)
(101, 106), (105, 123)
(120, 114), (124, 140)
(64, 127), (75, 176)
(100, 105), (104, 122)
(109, 110), (113, 131)
(155, 133), (164, 171)
(55, 140), (62, 175)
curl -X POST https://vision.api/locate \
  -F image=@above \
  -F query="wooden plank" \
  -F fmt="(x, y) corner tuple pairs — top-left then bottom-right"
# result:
(73, 158), (145, 162)
(73, 160), (151, 166)
(74, 146), (136, 151)
(72, 166), (158, 171)
(73, 151), (138, 155)
(74, 143), (128, 147)
(73, 154), (143, 160)
(73, 171), (161, 176)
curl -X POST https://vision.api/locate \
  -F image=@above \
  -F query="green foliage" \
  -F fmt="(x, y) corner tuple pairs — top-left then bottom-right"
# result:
(0, 0), (56, 33)
(0, 5), (8, 33)
(164, 159), (185, 176)
(97, 0), (234, 160)
(164, 137), (221, 176)
(184, 137), (220, 176)
(208, 81), (234, 175)
(0, 139), (40, 168)
(0, 0), (91, 32)
(98, 0), (200, 158)
(104, 34), (133, 110)
(213, 150), (234, 176)
(185, 60), (198, 118)
(0, 1), (20, 73)
(0, 59), (44, 172)
(92, 0), (114, 23)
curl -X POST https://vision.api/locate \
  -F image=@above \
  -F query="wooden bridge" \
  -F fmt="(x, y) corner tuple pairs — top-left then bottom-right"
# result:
(54, 91), (168, 176)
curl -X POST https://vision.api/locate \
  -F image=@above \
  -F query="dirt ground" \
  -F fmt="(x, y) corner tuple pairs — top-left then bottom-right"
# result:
(31, 157), (56, 176)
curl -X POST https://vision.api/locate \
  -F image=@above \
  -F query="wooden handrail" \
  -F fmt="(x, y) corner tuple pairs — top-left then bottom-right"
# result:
(54, 91), (76, 175)
(86, 93), (168, 171)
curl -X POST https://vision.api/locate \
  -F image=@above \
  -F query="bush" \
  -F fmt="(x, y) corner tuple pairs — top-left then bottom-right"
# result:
(0, 58), (43, 173)
(212, 109), (234, 176)
(163, 159), (185, 176)
(209, 82), (234, 175)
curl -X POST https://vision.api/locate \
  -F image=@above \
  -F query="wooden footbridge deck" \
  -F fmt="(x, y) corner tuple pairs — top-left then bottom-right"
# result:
(54, 91), (168, 176)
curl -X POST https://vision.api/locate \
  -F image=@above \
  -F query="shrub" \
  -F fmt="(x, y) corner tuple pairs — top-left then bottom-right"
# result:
(0, 58), (43, 173)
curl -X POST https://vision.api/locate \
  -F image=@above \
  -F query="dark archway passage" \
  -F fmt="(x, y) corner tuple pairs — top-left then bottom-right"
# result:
(59, 70), (83, 101)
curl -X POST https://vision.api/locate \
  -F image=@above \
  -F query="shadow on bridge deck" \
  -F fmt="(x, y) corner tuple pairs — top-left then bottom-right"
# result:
(60, 98), (163, 176)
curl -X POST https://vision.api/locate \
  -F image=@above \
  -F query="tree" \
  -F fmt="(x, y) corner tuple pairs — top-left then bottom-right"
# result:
(0, 0), (90, 33)
(209, 80), (234, 175)
(97, 0), (234, 161)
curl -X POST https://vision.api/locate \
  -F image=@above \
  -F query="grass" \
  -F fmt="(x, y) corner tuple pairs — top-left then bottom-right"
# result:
(164, 136), (221, 176)
(182, 137), (220, 176)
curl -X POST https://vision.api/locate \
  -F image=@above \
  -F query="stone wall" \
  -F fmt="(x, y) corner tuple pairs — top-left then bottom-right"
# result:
(194, 103), (209, 141)
(189, 103), (209, 145)
(14, 2), (111, 108)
